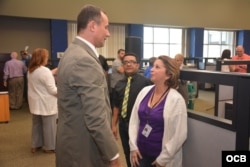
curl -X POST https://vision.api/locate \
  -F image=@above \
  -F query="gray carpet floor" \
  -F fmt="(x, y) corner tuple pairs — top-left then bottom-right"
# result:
(0, 90), (214, 167)
(0, 102), (127, 167)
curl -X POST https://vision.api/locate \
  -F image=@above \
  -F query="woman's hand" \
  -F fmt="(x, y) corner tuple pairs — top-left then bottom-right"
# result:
(130, 150), (142, 167)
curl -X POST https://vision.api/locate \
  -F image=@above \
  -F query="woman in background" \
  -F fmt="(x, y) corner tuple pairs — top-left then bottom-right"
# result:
(28, 48), (57, 153)
(129, 55), (187, 167)
(220, 49), (231, 72)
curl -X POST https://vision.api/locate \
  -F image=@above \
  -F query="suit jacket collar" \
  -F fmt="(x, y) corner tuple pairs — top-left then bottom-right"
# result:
(72, 37), (100, 64)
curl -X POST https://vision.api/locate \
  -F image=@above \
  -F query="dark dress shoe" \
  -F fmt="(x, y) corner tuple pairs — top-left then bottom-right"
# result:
(43, 150), (55, 153)
(31, 147), (42, 153)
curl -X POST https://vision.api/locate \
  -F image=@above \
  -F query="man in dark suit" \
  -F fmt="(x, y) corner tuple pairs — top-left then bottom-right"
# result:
(56, 5), (121, 167)
(112, 53), (152, 167)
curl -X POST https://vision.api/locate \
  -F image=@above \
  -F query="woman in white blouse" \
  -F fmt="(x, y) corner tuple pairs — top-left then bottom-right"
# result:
(27, 48), (57, 153)
(129, 56), (187, 167)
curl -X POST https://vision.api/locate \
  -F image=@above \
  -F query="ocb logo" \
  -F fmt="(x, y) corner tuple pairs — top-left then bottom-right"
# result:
(222, 151), (250, 166)
(226, 155), (246, 162)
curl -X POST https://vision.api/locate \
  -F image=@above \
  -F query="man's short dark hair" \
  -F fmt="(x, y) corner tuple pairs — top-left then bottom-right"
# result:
(77, 5), (103, 33)
(117, 49), (125, 54)
(122, 52), (139, 63)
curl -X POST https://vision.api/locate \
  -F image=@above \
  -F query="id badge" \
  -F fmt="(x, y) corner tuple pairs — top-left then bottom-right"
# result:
(142, 124), (152, 138)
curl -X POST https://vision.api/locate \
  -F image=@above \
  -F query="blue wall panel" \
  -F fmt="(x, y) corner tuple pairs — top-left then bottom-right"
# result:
(189, 28), (204, 58)
(237, 30), (250, 54)
(50, 19), (67, 67)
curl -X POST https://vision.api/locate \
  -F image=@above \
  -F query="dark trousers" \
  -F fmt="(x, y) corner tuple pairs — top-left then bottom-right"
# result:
(110, 88), (115, 110)
(23, 74), (28, 101)
(137, 154), (156, 167)
(119, 118), (131, 167)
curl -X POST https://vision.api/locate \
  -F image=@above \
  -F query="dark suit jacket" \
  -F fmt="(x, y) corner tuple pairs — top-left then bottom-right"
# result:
(56, 38), (119, 167)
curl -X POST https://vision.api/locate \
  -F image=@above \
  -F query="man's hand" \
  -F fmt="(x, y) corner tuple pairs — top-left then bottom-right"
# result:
(112, 125), (118, 140)
(110, 157), (122, 167)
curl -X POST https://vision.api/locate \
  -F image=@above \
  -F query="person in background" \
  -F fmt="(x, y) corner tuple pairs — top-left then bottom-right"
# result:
(20, 50), (32, 102)
(99, 54), (111, 96)
(110, 49), (125, 108)
(56, 5), (121, 167)
(144, 57), (156, 78)
(3, 51), (27, 110)
(175, 53), (188, 105)
(112, 53), (152, 167)
(27, 48), (57, 153)
(51, 67), (58, 76)
(20, 50), (32, 67)
(220, 49), (231, 72)
(129, 55), (187, 167)
(221, 49), (231, 60)
(230, 45), (250, 73)
(111, 49), (125, 88)
(51, 67), (58, 83)
(175, 53), (185, 69)
(99, 54), (109, 76)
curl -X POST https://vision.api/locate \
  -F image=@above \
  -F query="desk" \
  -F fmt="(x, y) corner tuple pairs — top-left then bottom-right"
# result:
(0, 92), (10, 123)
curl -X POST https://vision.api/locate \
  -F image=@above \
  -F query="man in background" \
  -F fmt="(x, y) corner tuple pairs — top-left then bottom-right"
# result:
(99, 54), (109, 76)
(3, 52), (27, 109)
(144, 57), (156, 78)
(112, 53), (152, 167)
(99, 54), (111, 95)
(56, 4), (121, 167)
(110, 49), (125, 108)
(230, 45), (250, 73)
(20, 50), (31, 102)
(20, 50), (32, 67)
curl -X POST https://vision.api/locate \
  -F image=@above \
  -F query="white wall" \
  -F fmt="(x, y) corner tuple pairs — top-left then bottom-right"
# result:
(1, 0), (250, 29)
(183, 117), (235, 167)
(0, 16), (51, 54)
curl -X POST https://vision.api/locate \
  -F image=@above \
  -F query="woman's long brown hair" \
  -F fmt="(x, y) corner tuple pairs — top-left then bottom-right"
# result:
(28, 48), (48, 73)
(158, 55), (180, 89)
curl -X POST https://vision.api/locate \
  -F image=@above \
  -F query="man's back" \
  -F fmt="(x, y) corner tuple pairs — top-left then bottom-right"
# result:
(4, 59), (26, 79)
(56, 39), (118, 167)
(111, 58), (124, 88)
(231, 54), (250, 73)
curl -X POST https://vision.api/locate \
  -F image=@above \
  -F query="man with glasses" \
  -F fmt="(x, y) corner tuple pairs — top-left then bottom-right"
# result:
(112, 53), (152, 167)
(230, 45), (250, 73)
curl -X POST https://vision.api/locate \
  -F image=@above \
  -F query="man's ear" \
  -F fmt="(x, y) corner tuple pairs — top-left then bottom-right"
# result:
(88, 20), (96, 32)
(135, 63), (140, 70)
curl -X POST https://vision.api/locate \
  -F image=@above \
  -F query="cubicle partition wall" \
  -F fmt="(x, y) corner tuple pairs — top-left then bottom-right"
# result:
(184, 57), (219, 91)
(214, 60), (250, 119)
(181, 69), (250, 166)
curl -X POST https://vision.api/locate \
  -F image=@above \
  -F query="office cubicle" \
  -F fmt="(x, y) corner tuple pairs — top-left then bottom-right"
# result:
(181, 69), (250, 166)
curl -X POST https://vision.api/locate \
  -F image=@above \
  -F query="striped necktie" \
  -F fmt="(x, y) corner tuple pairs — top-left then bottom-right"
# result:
(121, 76), (132, 118)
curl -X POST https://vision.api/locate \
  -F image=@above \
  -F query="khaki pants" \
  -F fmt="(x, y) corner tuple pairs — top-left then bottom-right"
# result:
(8, 77), (24, 109)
